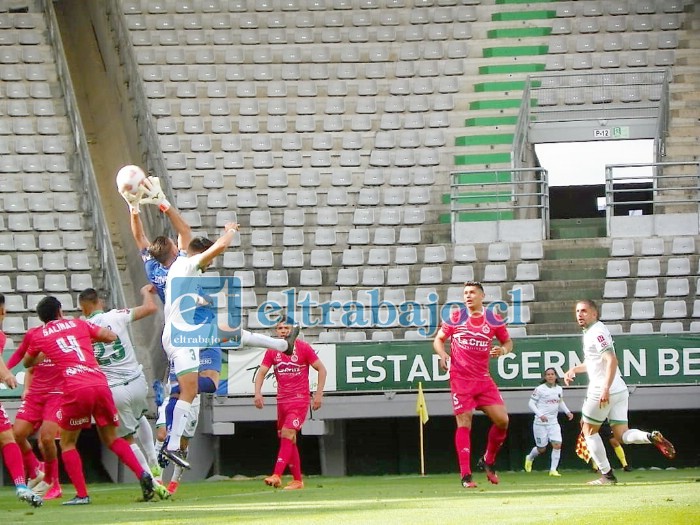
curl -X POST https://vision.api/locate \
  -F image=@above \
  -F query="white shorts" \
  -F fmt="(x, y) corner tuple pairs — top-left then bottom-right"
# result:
(168, 346), (200, 378)
(110, 374), (149, 439)
(582, 388), (629, 426)
(533, 423), (563, 448)
(155, 394), (201, 439)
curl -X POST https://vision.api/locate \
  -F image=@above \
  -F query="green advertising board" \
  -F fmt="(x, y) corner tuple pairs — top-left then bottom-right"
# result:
(336, 334), (700, 392)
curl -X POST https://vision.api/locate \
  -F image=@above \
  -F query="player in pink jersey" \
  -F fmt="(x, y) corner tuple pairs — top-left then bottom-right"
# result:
(8, 326), (64, 500)
(254, 320), (327, 490)
(0, 294), (43, 507)
(433, 281), (513, 489)
(22, 296), (159, 505)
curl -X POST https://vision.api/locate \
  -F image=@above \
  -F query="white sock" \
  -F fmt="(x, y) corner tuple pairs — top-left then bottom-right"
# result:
(136, 416), (159, 467)
(241, 329), (287, 351)
(130, 443), (151, 474)
(585, 433), (611, 474)
(527, 447), (540, 461)
(622, 429), (651, 445)
(550, 448), (561, 471)
(154, 437), (164, 455)
(168, 400), (191, 451)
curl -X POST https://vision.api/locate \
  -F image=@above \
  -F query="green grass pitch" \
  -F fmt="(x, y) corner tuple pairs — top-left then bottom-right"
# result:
(4, 469), (699, 525)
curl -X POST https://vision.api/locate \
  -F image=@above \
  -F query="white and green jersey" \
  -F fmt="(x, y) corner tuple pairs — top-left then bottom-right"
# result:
(581, 320), (627, 399)
(87, 309), (143, 387)
(529, 383), (570, 425)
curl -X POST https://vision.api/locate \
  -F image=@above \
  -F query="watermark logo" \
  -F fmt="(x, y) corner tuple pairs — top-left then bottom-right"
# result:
(169, 278), (530, 344)
(170, 276), (243, 348)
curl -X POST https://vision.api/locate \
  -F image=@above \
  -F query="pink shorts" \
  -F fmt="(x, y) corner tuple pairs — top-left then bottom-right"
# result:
(58, 385), (120, 431)
(450, 376), (504, 416)
(277, 401), (309, 432)
(16, 391), (62, 430)
(0, 402), (11, 433)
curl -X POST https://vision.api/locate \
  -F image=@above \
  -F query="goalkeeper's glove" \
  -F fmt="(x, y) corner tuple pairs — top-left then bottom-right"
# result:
(120, 188), (142, 214)
(140, 176), (172, 212)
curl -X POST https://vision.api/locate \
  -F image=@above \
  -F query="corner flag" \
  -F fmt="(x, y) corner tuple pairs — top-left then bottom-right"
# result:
(416, 382), (429, 425)
(575, 432), (591, 463)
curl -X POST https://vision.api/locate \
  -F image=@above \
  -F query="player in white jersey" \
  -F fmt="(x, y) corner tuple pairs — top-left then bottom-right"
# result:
(78, 285), (168, 499)
(160, 224), (299, 469)
(524, 368), (573, 476)
(564, 300), (676, 485)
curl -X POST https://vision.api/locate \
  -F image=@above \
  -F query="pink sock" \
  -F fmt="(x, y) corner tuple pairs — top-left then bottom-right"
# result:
(484, 425), (508, 465)
(455, 427), (472, 477)
(288, 443), (302, 481)
(2, 442), (27, 487)
(273, 438), (294, 477)
(22, 448), (42, 479)
(44, 458), (58, 485)
(62, 448), (88, 497)
(109, 438), (146, 479)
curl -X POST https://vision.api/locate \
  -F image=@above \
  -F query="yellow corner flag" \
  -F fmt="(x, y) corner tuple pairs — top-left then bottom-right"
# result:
(416, 382), (429, 425)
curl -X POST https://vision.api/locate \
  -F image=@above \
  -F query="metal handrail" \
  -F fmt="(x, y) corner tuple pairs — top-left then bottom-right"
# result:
(43, 0), (126, 308)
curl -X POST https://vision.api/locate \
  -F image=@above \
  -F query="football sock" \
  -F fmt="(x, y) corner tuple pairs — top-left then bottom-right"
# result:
(621, 429), (651, 445)
(614, 445), (628, 467)
(168, 400), (192, 451)
(110, 438), (146, 478)
(273, 438), (294, 477)
(165, 396), (177, 431)
(130, 443), (151, 475)
(484, 425), (507, 465)
(241, 329), (287, 352)
(454, 427), (472, 477)
(2, 442), (27, 487)
(62, 448), (89, 498)
(197, 376), (217, 394)
(289, 443), (302, 481)
(585, 433), (611, 475)
(527, 446), (540, 461)
(550, 448), (561, 471)
(22, 448), (42, 479)
(44, 458), (58, 486)
(136, 416), (159, 467)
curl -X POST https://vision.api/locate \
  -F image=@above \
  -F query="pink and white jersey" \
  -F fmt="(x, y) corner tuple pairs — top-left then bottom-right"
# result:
(9, 327), (62, 395)
(440, 308), (510, 380)
(262, 340), (319, 403)
(26, 318), (108, 391)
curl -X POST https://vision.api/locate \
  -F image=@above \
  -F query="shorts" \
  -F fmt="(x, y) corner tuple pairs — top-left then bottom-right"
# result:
(57, 384), (120, 431)
(533, 423), (563, 448)
(169, 347), (200, 378)
(16, 391), (62, 429)
(581, 388), (629, 426)
(277, 401), (309, 432)
(0, 402), (11, 432)
(198, 346), (222, 373)
(110, 374), (149, 438)
(450, 376), (504, 416)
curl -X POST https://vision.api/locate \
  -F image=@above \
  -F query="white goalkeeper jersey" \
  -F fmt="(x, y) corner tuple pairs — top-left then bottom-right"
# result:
(581, 320), (627, 399)
(87, 309), (143, 387)
(529, 383), (570, 426)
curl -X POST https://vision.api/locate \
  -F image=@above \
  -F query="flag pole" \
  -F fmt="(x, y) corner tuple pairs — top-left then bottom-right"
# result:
(419, 413), (425, 476)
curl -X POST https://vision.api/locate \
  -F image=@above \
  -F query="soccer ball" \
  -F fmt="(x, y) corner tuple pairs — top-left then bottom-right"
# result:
(116, 165), (146, 194)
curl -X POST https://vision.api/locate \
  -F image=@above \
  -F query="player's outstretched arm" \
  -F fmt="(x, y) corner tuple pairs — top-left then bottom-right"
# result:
(130, 284), (159, 322)
(130, 208), (151, 251)
(164, 206), (193, 251)
(0, 355), (17, 388)
(196, 222), (239, 270)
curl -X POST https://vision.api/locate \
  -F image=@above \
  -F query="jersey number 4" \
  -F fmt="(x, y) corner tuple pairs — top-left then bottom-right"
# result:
(57, 335), (86, 362)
